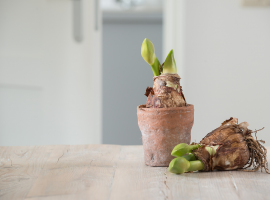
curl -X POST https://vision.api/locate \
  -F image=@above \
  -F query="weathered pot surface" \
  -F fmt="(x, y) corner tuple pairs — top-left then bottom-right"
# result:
(137, 104), (194, 167)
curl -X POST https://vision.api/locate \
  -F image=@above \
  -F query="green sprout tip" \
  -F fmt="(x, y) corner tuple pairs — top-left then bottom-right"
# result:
(162, 49), (177, 74)
(182, 153), (196, 161)
(171, 143), (200, 157)
(169, 157), (204, 174)
(141, 38), (160, 76)
(205, 145), (219, 156)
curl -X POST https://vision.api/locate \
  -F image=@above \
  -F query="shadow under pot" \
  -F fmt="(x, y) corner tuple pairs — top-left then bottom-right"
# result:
(137, 104), (194, 167)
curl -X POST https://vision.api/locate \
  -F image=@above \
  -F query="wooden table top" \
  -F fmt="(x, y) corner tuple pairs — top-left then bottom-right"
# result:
(0, 145), (269, 200)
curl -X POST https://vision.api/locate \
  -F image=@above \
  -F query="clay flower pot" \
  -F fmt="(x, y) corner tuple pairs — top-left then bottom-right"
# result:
(137, 104), (194, 166)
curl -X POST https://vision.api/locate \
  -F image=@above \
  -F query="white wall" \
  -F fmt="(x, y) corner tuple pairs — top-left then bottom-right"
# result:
(164, 0), (270, 145)
(0, 0), (102, 146)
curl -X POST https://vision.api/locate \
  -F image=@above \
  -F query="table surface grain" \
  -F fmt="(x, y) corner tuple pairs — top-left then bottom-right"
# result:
(0, 145), (269, 200)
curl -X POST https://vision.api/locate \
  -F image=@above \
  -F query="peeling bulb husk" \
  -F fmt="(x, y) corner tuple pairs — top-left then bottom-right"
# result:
(166, 81), (178, 90)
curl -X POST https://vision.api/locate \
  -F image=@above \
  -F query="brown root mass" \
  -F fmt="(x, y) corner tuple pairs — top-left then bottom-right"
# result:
(193, 118), (269, 173)
(145, 74), (186, 108)
(241, 128), (269, 173)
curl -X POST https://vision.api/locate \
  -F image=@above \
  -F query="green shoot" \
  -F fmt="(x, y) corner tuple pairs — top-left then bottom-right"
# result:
(169, 157), (204, 174)
(162, 49), (177, 74)
(187, 160), (204, 172)
(171, 143), (200, 157)
(141, 38), (160, 76)
(169, 157), (190, 174)
(182, 153), (196, 161)
(205, 145), (219, 156)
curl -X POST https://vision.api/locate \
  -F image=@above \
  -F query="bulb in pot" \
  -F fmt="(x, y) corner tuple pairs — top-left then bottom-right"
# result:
(141, 39), (187, 108)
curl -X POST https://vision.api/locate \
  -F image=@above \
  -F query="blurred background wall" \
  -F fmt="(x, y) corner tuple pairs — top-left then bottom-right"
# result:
(164, 0), (270, 145)
(0, 0), (102, 146)
(1, 0), (270, 146)
(102, 0), (163, 145)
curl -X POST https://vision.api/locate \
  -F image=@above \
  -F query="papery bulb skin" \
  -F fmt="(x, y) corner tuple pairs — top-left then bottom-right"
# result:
(145, 74), (186, 108)
(193, 118), (250, 172)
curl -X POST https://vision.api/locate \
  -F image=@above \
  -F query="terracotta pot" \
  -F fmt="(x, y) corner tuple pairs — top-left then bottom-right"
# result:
(137, 104), (194, 166)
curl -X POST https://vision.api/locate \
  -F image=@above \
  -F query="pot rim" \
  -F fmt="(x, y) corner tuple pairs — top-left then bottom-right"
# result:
(137, 104), (194, 111)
